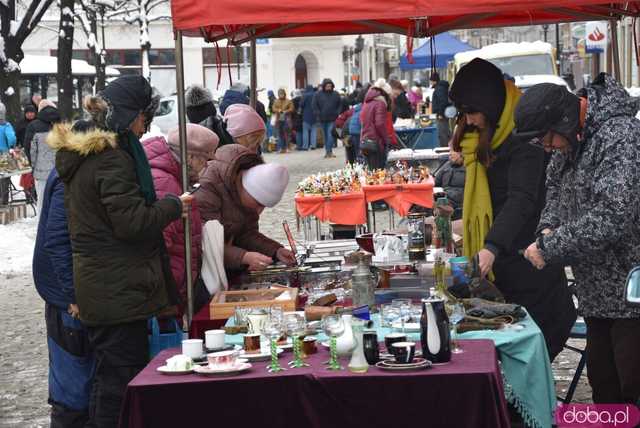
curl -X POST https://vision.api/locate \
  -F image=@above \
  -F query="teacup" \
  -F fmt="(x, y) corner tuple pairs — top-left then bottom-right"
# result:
(205, 329), (226, 350)
(181, 339), (203, 359)
(391, 341), (416, 364)
(243, 334), (261, 354)
(207, 350), (237, 370)
(384, 333), (407, 352)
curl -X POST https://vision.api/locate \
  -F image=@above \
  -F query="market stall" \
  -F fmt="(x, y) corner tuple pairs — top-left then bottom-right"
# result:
(0, 148), (34, 221)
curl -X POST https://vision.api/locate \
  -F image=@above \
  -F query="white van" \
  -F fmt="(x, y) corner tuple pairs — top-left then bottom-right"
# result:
(453, 41), (570, 91)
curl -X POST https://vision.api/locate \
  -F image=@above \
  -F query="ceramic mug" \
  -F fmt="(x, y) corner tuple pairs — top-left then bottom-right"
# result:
(181, 339), (203, 359)
(205, 329), (226, 350)
(391, 341), (416, 364)
(384, 333), (407, 352)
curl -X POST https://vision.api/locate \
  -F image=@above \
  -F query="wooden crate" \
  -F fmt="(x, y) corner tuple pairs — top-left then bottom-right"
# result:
(209, 287), (298, 320)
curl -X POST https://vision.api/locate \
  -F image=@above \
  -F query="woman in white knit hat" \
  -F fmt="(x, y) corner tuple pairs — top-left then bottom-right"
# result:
(196, 144), (296, 276)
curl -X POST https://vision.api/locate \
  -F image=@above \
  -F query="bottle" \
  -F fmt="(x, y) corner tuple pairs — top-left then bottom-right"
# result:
(407, 212), (426, 261)
(420, 298), (451, 364)
(351, 261), (375, 308)
(433, 256), (446, 298)
(433, 197), (454, 253)
(348, 318), (369, 373)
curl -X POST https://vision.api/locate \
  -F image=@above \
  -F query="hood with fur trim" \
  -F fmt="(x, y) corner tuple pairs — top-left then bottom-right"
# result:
(49, 122), (118, 184)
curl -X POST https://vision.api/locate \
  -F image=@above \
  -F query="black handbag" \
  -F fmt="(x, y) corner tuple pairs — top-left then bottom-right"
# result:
(360, 138), (379, 155)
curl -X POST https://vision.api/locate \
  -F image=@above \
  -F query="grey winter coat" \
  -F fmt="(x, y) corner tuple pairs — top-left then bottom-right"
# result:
(538, 74), (640, 319)
(28, 107), (61, 181)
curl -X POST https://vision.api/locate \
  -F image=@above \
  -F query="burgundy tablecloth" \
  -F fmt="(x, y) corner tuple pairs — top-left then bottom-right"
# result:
(119, 339), (509, 428)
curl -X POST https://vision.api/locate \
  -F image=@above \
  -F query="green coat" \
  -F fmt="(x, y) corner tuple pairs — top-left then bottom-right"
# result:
(50, 123), (182, 326)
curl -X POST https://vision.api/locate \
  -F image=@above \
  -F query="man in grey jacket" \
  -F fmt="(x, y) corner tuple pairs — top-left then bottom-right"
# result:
(514, 75), (640, 405)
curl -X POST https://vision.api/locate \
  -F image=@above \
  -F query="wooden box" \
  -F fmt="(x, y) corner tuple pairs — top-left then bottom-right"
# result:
(209, 287), (298, 320)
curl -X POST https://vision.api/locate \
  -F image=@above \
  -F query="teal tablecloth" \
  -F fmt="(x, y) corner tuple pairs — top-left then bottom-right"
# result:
(225, 312), (555, 428)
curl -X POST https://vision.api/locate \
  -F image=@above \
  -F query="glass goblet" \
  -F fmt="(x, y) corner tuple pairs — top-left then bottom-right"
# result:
(285, 314), (309, 368)
(449, 303), (465, 354)
(263, 317), (286, 372)
(392, 298), (412, 333)
(322, 314), (345, 370)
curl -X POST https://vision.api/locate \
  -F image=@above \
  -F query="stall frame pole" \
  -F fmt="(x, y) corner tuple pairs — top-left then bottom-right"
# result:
(250, 38), (257, 108)
(174, 30), (194, 329)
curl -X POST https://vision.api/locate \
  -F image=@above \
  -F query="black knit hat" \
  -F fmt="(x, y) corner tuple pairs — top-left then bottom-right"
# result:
(512, 83), (580, 142)
(185, 84), (217, 124)
(449, 58), (506, 127)
(100, 75), (154, 133)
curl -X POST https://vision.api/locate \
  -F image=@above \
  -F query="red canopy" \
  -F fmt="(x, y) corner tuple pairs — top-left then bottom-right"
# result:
(171, 0), (640, 42)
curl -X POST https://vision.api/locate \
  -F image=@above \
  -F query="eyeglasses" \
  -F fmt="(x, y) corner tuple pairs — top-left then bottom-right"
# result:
(527, 131), (554, 149)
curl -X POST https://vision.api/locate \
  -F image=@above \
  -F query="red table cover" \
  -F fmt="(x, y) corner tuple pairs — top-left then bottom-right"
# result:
(363, 178), (435, 216)
(295, 191), (367, 225)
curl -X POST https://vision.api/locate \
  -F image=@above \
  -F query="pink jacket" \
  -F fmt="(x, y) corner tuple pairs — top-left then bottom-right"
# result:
(360, 88), (392, 151)
(143, 136), (202, 317)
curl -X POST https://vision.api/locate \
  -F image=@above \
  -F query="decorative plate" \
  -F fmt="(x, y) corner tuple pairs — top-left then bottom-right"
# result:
(193, 362), (252, 376)
(156, 365), (194, 375)
(375, 357), (432, 371)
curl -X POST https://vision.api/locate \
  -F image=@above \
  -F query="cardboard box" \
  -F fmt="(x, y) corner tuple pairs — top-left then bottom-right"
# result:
(209, 287), (298, 320)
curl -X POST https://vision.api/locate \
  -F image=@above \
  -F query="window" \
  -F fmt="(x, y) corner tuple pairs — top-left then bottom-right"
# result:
(202, 46), (248, 65)
(149, 49), (175, 66)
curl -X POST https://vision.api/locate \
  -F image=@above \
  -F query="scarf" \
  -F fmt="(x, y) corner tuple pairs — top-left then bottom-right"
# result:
(120, 131), (157, 205)
(460, 80), (522, 261)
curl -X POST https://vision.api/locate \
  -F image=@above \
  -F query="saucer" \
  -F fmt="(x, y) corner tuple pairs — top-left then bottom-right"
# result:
(239, 348), (283, 362)
(157, 365), (194, 375)
(193, 362), (252, 376)
(375, 357), (432, 371)
(205, 344), (238, 353)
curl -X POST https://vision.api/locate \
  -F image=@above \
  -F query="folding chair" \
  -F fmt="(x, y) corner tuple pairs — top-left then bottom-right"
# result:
(559, 279), (587, 404)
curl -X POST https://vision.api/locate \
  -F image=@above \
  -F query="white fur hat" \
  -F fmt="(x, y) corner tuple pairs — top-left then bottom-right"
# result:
(373, 78), (392, 96)
(242, 163), (289, 208)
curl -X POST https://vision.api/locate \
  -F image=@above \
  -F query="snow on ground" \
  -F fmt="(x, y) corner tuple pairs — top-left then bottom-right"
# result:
(0, 216), (38, 275)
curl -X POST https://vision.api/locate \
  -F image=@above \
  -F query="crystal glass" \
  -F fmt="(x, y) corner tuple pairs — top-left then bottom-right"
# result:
(285, 314), (309, 368)
(322, 314), (345, 370)
(449, 303), (465, 354)
(263, 317), (286, 372)
(270, 305), (284, 323)
(392, 298), (412, 333)
(380, 304), (400, 328)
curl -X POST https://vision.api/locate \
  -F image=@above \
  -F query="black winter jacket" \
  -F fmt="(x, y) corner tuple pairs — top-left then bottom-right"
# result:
(434, 160), (465, 214)
(312, 79), (342, 122)
(484, 136), (548, 256)
(431, 80), (450, 116)
(392, 91), (414, 121)
(51, 123), (182, 326)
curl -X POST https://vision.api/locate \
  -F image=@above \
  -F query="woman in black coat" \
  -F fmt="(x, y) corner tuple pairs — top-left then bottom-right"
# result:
(449, 58), (575, 361)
